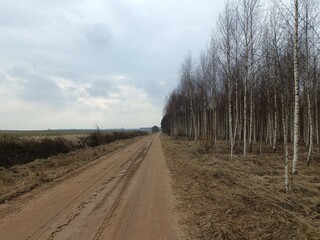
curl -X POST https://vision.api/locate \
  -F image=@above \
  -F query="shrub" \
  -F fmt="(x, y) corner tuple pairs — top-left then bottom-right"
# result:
(0, 130), (147, 168)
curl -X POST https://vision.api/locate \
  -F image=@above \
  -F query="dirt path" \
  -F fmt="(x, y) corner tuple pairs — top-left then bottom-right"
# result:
(0, 133), (180, 240)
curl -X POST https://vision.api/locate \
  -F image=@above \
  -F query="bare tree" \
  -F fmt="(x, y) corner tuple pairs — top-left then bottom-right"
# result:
(162, 0), (320, 188)
(292, 0), (299, 175)
(218, 1), (236, 157)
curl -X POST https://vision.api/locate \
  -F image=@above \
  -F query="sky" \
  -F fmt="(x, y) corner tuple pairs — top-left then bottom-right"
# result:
(0, 0), (224, 130)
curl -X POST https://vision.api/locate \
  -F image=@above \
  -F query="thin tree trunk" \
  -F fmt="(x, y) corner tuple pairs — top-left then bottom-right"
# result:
(315, 57), (319, 145)
(228, 55), (233, 157)
(307, 92), (313, 164)
(244, 37), (249, 157)
(215, 101), (217, 143)
(292, 0), (299, 175)
(316, 93), (319, 145)
(305, 2), (313, 165)
(249, 88), (253, 152)
(253, 109), (256, 144)
(228, 80), (233, 156)
(189, 91), (197, 142)
(282, 94), (290, 194)
(260, 118), (263, 154)
(233, 78), (239, 149)
(239, 96), (243, 141)
(273, 94), (278, 152)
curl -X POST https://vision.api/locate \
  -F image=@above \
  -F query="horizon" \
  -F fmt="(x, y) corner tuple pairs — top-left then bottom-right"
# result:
(0, 126), (158, 131)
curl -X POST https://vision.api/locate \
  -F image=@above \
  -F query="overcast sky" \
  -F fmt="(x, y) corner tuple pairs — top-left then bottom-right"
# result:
(0, 0), (224, 130)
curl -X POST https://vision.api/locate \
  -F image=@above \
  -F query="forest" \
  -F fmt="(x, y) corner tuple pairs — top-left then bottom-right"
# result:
(162, 0), (319, 194)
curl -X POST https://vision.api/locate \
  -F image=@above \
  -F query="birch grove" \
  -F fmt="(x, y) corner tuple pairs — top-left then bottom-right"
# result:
(161, 0), (320, 193)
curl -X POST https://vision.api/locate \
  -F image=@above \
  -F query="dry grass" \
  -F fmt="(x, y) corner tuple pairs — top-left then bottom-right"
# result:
(0, 137), (142, 203)
(161, 135), (320, 240)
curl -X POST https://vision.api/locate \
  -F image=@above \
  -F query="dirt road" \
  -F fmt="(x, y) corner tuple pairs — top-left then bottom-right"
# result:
(0, 133), (180, 240)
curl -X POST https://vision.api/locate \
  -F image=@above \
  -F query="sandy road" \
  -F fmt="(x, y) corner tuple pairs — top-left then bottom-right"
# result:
(0, 133), (180, 240)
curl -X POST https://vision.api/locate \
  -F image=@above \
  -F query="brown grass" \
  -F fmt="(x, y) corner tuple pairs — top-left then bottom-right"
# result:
(0, 136), (143, 203)
(161, 135), (320, 240)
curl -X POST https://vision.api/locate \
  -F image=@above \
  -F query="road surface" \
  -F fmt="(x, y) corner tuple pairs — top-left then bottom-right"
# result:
(0, 133), (181, 240)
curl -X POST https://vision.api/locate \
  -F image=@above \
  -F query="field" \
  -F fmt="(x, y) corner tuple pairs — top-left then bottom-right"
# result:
(161, 135), (320, 240)
(0, 128), (149, 137)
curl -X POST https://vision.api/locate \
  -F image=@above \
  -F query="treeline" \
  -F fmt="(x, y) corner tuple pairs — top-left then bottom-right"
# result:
(162, 0), (319, 193)
(0, 131), (147, 168)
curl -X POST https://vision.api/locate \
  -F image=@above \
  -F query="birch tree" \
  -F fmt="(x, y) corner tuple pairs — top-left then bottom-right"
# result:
(218, 1), (235, 157)
(162, 0), (320, 175)
(292, 0), (299, 175)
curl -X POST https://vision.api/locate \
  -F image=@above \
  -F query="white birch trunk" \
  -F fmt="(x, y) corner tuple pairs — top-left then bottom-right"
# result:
(281, 94), (290, 194)
(228, 75), (233, 157)
(292, 0), (299, 175)
(234, 78), (239, 149)
(304, 1), (313, 165)
(249, 88), (253, 151)
(307, 92), (313, 164)
(244, 32), (249, 157)
(273, 94), (278, 152)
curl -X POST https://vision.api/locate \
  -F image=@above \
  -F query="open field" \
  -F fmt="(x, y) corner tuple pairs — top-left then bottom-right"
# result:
(161, 135), (320, 240)
(0, 129), (99, 137)
(0, 129), (149, 137)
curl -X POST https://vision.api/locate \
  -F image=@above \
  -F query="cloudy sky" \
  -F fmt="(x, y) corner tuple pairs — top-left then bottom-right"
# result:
(0, 0), (224, 130)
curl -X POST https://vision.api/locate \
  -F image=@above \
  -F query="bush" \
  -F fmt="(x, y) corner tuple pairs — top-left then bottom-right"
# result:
(0, 130), (148, 168)
(86, 128), (105, 147)
(85, 130), (147, 147)
(0, 135), (80, 168)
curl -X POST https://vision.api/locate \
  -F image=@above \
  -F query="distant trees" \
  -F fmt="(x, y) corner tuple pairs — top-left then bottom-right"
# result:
(161, 114), (171, 135)
(152, 126), (160, 133)
(162, 0), (320, 194)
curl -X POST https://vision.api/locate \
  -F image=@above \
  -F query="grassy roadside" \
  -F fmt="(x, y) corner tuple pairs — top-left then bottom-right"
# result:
(0, 136), (143, 203)
(161, 134), (320, 240)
